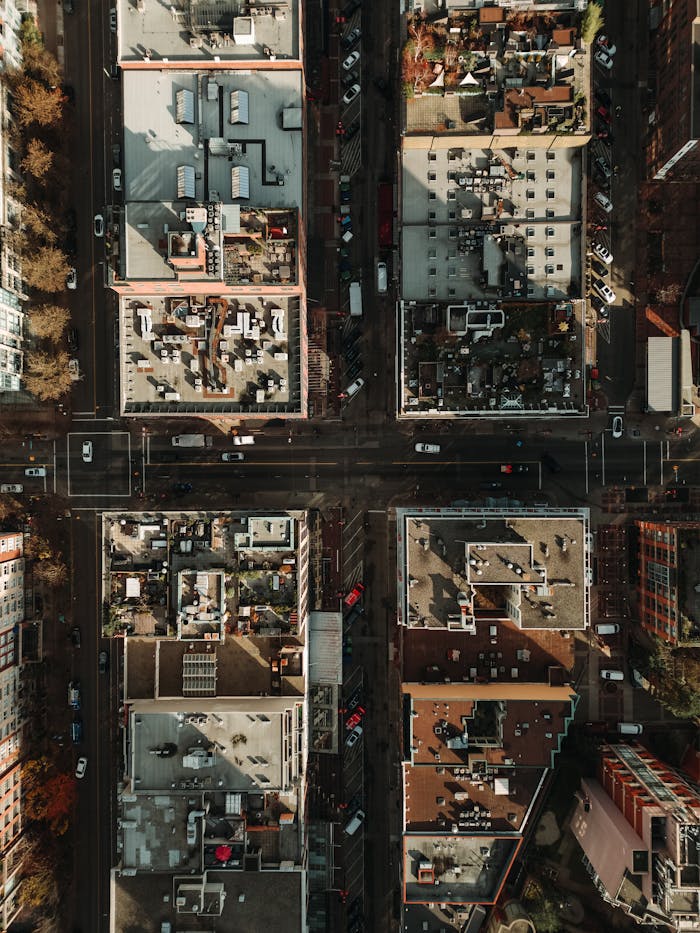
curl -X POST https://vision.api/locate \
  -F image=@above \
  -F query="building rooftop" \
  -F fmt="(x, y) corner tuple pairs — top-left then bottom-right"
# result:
(403, 834), (520, 905)
(401, 145), (583, 303)
(119, 293), (302, 415)
(401, 9), (590, 138)
(117, 0), (301, 64)
(398, 508), (590, 631)
(113, 868), (304, 933)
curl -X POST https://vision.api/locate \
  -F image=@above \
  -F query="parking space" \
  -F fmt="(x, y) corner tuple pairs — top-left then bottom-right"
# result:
(340, 666), (365, 918)
(337, 4), (362, 179)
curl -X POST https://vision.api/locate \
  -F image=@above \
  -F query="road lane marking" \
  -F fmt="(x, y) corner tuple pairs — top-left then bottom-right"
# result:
(584, 441), (589, 494)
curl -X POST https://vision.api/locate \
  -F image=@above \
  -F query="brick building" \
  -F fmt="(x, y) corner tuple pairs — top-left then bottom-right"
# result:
(647, 0), (700, 180)
(636, 519), (700, 646)
(573, 743), (700, 931)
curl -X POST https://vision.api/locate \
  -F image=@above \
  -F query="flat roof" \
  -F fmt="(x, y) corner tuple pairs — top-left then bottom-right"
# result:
(401, 145), (582, 303)
(123, 70), (303, 209)
(398, 508), (590, 631)
(117, 0), (301, 64)
(113, 868), (304, 933)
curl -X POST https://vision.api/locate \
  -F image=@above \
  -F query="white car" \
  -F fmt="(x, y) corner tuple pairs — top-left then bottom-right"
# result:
(75, 757), (87, 779)
(112, 168), (122, 191)
(600, 669), (624, 681)
(612, 415), (624, 438)
(0, 484), (22, 493)
(345, 725), (363, 748)
(232, 435), (255, 446)
(594, 49), (613, 71)
(222, 452), (245, 462)
(593, 279), (616, 304)
(342, 50), (360, 71)
(594, 191), (613, 213)
(25, 467), (46, 477)
(82, 440), (93, 463)
(596, 36), (617, 55)
(345, 377), (365, 398)
(93, 214), (105, 237)
(415, 443), (441, 454)
(593, 243), (613, 264)
(66, 267), (77, 290)
(342, 84), (361, 106)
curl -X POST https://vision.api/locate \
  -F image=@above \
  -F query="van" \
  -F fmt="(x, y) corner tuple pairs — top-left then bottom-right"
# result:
(600, 669), (624, 681)
(232, 435), (255, 446)
(344, 809), (365, 836)
(68, 681), (81, 710)
(617, 722), (643, 735)
(349, 281), (363, 317)
(595, 623), (620, 636)
(377, 261), (387, 294)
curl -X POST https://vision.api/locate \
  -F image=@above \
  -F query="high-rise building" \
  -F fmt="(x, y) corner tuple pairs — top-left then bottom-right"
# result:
(573, 742), (700, 931)
(646, 0), (700, 180)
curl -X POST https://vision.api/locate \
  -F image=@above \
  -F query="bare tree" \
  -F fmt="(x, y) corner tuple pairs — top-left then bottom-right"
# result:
(28, 303), (70, 341)
(13, 78), (65, 128)
(23, 246), (69, 292)
(33, 560), (68, 588)
(21, 139), (53, 180)
(23, 349), (73, 401)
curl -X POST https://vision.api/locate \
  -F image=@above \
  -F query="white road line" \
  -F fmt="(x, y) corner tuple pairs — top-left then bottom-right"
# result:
(584, 440), (589, 494)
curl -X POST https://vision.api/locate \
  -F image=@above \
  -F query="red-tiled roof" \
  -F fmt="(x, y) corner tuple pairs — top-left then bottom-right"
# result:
(479, 6), (504, 23)
(552, 28), (575, 46)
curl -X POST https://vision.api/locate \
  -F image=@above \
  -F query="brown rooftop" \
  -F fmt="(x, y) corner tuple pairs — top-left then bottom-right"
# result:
(402, 617), (574, 685)
(404, 761), (545, 833)
(552, 28), (575, 46)
(479, 6), (504, 23)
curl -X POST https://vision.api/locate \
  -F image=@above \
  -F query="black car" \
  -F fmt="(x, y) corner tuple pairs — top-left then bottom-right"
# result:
(63, 84), (75, 104)
(541, 452), (562, 473)
(342, 0), (361, 19)
(64, 0), (74, 12)
(340, 187), (351, 204)
(99, 650), (108, 674)
(591, 294), (608, 313)
(591, 258), (609, 278)
(342, 69), (359, 89)
(343, 119), (360, 142)
(595, 88), (612, 108)
(341, 26), (361, 51)
(67, 328), (79, 353)
(71, 626), (81, 648)
(373, 76), (390, 96)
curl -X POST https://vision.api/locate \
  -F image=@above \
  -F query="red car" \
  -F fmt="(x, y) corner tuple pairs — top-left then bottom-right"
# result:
(345, 707), (366, 730)
(343, 583), (365, 607)
(596, 105), (611, 124)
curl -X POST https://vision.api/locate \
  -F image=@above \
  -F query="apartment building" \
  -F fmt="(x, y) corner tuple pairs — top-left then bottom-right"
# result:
(111, 0), (307, 418)
(0, 532), (26, 929)
(103, 511), (311, 932)
(396, 508), (589, 932)
(573, 742), (700, 931)
(647, 0), (700, 180)
(397, 5), (591, 418)
(636, 519), (700, 646)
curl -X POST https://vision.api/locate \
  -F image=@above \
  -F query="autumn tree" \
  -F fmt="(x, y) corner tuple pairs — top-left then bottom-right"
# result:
(24, 534), (53, 560)
(0, 496), (23, 521)
(12, 77), (64, 128)
(28, 303), (70, 341)
(23, 349), (73, 401)
(20, 43), (62, 88)
(22, 245), (70, 291)
(23, 758), (76, 836)
(33, 559), (68, 588)
(22, 202), (57, 246)
(581, 2), (604, 43)
(21, 139), (54, 180)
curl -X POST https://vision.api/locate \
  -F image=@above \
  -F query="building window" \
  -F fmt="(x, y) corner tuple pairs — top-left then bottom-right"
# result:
(428, 152), (437, 161)
(546, 151), (556, 161)
(527, 247), (535, 258)
(448, 287), (456, 296)
(429, 213), (436, 222)
(546, 189), (555, 200)
(546, 208), (555, 219)
(448, 266), (456, 277)
(429, 268), (437, 276)
(447, 190), (456, 201)
(525, 208), (535, 219)
(546, 170), (555, 180)
(526, 227), (535, 237)
(429, 191), (436, 200)
(449, 228), (457, 239)
(545, 247), (555, 257)
(448, 210), (457, 220)
(527, 151), (535, 161)
(526, 170), (535, 181)
(428, 172), (437, 182)
(526, 189), (535, 200)
(526, 265), (535, 275)
(429, 286), (436, 296)
(527, 285), (535, 296)
(545, 264), (554, 275)
(546, 227), (555, 237)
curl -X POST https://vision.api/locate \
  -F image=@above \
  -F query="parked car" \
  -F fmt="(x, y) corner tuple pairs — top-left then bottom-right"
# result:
(342, 84), (361, 106)
(591, 294), (608, 315)
(341, 69), (359, 89)
(596, 36), (617, 55)
(82, 440), (93, 463)
(25, 467), (46, 477)
(67, 327), (79, 352)
(66, 267), (77, 290)
(71, 626), (81, 647)
(112, 168), (122, 191)
(596, 105), (611, 124)
(232, 435), (255, 446)
(595, 623), (620, 635)
(594, 48), (613, 70)
(341, 0), (361, 18)
(594, 88), (612, 107)
(341, 26), (361, 50)
(342, 50), (360, 71)
(345, 725), (363, 748)
(600, 669), (625, 681)
(222, 452), (245, 462)
(98, 651), (109, 674)
(617, 722), (643, 735)
(345, 377), (365, 398)
(593, 243), (613, 264)
(71, 719), (83, 744)
(415, 443), (440, 454)
(109, 8), (117, 31)
(612, 415), (624, 438)
(0, 484), (22, 493)
(591, 258), (609, 279)
(343, 119), (361, 142)
(75, 756), (88, 779)
(93, 214), (105, 237)
(344, 583), (365, 607)
(500, 463), (529, 473)
(344, 809), (365, 835)
(593, 278), (617, 304)
(594, 192), (613, 213)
